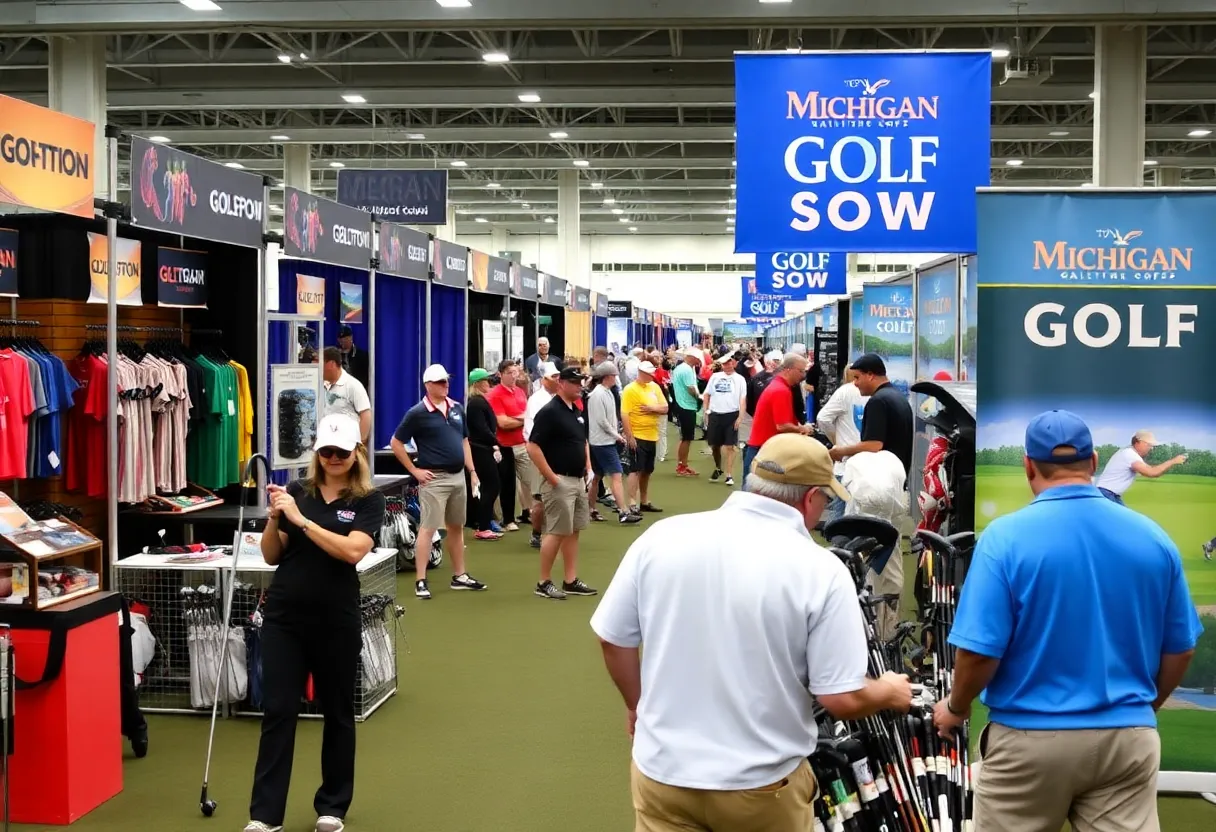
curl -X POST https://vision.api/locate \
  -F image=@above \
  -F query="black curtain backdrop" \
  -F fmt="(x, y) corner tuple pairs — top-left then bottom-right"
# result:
(510, 297), (537, 361)
(467, 290), (505, 374)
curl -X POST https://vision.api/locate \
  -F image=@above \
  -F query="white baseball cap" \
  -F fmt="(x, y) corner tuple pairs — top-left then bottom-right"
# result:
(422, 364), (450, 383)
(637, 360), (657, 375)
(314, 414), (361, 452)
(538, 361), (560, 378)
(790, 342), (808, 356)
(685, 348), (703, 364)
(764, 349), (782, 363)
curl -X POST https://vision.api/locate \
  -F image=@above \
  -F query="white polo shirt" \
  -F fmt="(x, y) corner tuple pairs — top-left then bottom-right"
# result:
(816, 382), (868, 476)
(324, 370), (371, 421)
(705, 370), (747, 414)
(590, 491), (867, 790)
(523, 388), (554, 442)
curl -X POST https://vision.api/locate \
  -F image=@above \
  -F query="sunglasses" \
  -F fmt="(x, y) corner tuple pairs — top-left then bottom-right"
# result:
(317, 446), (353, 460)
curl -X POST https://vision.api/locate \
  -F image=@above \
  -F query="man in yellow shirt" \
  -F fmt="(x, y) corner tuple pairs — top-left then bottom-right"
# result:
(620, 360), (669, 514)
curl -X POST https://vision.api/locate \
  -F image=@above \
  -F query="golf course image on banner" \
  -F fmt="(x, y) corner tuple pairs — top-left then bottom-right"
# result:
(915, 259), (960, 381)
(960, 255), (978, 383)
(861, 281), (914, 396)
(975, 189), (1216, 777)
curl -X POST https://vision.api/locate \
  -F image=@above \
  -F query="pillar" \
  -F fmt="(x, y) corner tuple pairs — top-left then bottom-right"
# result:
(283, 144), (312, 193)
(1155, 167), (1183, 187)
(490, 227), (508, 253)
(557, 169), (581, 283)
(436, 204), (458, 243)
(1093, 25), (1147, 187)
(47, 36), (107, 197)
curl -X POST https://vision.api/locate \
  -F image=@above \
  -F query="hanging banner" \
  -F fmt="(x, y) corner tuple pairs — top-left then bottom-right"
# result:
(470, 250), (509, 295)
(156, 247), (208, 309)
(87, 232), (142, 306)
(975, 189), (1216, 782)
(432, 239), (468, 289)
(296, 274), (326, 317)
(513, 265), (539, 300)
(607, 317), (629, 353)
(0, 95), (95, 218)
(283, 186), (372, 270)
(723, 320), (763, 339)
(377, 221), (430, 280)
(754, 251), (847, 298)
(573, 286), (591, 312)
(676, 320), (693, 348)
(131, 136), (265, 248)
(961, 254), (978, 382)
(849, 294), (865, 360)
(593, 291), (609, 318)
(336, 169), (448, 224)
(733, 51), (991, 254)
(608, 300), (632, 318)
(543, 274), (567, 307)
(860, 282), (913, 396)
(915, 259), (960, 381)
(0, 228), (16, 298)
(340, 282), (363, 323)
(741, 275), (787, 320)
(824, 302), (838, 332)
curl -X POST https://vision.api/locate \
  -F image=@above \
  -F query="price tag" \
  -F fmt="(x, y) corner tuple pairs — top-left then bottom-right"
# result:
(47, 450), (60, 469)
(227, 399), (236, 416)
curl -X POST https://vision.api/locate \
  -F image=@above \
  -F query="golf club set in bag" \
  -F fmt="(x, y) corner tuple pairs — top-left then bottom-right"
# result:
(379, 488), (443, 573)
(813, 516), (977, 832)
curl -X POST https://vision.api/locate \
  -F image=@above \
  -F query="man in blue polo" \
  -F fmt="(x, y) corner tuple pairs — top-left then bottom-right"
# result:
(933, 410), (1202, 832)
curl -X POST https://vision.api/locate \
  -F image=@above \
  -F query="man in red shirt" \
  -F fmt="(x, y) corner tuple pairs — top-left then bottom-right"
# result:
(487, 359), (533, 532)
(743, 353), (813, 491)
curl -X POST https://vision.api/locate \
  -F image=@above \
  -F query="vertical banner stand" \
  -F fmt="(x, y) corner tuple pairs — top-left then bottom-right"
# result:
(256, 179), (271, 507)
(367, 216), (377, 474)
(103, 127), (121, 581)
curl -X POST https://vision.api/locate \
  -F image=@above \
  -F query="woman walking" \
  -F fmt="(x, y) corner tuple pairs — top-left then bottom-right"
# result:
(465, 368), (504, 540)
(245, 414), (385, 832)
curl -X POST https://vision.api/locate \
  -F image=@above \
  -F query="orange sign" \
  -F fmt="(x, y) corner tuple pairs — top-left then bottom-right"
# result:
(87, 232), (143, 306)
(0, 95), (96, 218)
(470, 250), (490, 292)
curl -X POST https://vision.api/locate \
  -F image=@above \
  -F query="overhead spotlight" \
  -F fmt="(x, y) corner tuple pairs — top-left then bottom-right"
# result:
(1188, 128), (1212, 137)
(590, 181), (604, 189)
(1048, 130), (1070, 137)
(1005, 159), (1024, 167)
(486, 182), (501, 189)
(518, 92), (542, 103)
(482, 51), (510, 63)
(474, 217), (489, 223)
(1088, 91), (1096, 99)
(405, 132), (427, 140)
(549, 130), (569, 139)
(611, 208), (624, 215)
(730, 183), (736, 190)
(277, 54), (292, 63)
(270, 134), (290, 141)
(330, 161), (345, 168)
(435, 0), (472, 7)
(342, 93), (367, 104)
(543, 217), (556, 223)
(1144, 160), (1159, 166)
(603, 198), (616, 205)
(726, 217), (736, 224)
(990, 45), (1011, 59)
(732, 160), (737, 166)
(618, 217), (630, 223)
(450, 160), (468, 167)
(521, 203), (531, 209)
(180, 0), (222, 10)
(148, 135), (171, 143)
(572, 159), (590, 167)
(224, 161), (245, 169)
(298, 52), (309, 60)
(628, 226), (638, 232)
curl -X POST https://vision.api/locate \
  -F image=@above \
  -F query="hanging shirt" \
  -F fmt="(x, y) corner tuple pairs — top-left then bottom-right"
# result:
(0, 349), (35, 479)
(66, 355), (109, 498)
(231, 361), (254, 474)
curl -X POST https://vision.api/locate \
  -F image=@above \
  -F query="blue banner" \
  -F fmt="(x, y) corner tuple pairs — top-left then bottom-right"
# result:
(861, 282), (914, 396)
(754, 251), (847, 298)
(741, 275), (787, 319)
(734, 51), (991, 254)
(915, 260), (959, 381)
(336, 169), (448, 225)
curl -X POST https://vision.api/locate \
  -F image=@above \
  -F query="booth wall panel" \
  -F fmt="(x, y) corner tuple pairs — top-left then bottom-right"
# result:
(564, 310), (591, 363)
(429, 285), (467, 403)
(375, 275), (426, 447)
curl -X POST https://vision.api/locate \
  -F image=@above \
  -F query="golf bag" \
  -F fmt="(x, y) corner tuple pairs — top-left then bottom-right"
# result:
(909, 381), (975, 539)
(379, 488), (443, 573)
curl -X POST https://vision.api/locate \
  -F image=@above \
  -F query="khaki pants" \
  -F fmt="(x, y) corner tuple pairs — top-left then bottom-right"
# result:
(631, 760), (816, 832)
(975, 723), (1160, 832)
(418, 470), (466, 528)
(513, 444), (539, 497)
(539, 475), (589, 536)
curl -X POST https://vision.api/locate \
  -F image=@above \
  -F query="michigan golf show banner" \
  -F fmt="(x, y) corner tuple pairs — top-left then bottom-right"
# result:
(733, 51), (991, 254)
(915, 258), (960, 382)
(860, 281), (913, 396)
(976, 189), (1216, 785)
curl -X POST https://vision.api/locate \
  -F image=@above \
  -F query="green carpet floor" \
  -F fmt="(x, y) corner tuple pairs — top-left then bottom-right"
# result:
(21, 437), (1215, 830)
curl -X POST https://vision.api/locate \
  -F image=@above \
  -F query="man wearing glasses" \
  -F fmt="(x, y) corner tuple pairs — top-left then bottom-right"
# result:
(391, 363), (488, 600)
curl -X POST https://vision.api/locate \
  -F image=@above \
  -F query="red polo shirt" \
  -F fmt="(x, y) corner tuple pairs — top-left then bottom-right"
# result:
(487, 382), (528, 447)
(748, 377), (795, 448)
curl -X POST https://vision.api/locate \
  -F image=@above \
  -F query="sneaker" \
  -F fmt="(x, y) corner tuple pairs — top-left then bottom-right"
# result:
(710, 469), (722, 481)
(562, 578), (598, 596)
(639, 503), (663, 513)
(1205, 542), (1214, 562)
(530, 533), (542, 549)
(658, 456), (667, 463)
(676, 464), (699, 477)
(489, 521), (504, 533)
(504, 522), (520, 532)
(451, 573), (488, 591)
(474, 530), (502, 540)
(724, 476), (734, 487)
(619, 511), (642, 525)
(415, 580), (432, 599)
(535, 580), (567, 600)
(245, 823), (283, 832)
(590, 510), (606, 522)
(519, 510), (531, 524)
(315, 818), (345, 832)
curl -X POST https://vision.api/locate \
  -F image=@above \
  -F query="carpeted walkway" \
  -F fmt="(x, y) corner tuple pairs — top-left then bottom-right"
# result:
(19, 436), (1215, 830)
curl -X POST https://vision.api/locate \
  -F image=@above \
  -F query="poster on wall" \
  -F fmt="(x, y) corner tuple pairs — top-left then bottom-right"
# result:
(156, 247), (208, 309)
(131, 135), (265, 248)
(432, 239), (468, 289)
(0, 228), (17, 297)
(339, 282), (363, 323)
(823, 302), (837, 332)
(513, 265), (539, 300)
(960, 254), (978, 382)
(481, 320), (503, 369)
(741, 275), (786, 320)
(814, 328), (840, 403)
(336, 169), (448, 225)
(754, 252), (847, 299)
(511, 324), (524, 362)
(860, 282), (913, 396)
(607, 317), (629, 354)
(87, 232), (142, 306)
(915, 259), (960, 381)
(573, 286), (591, 312)
(296, 274), (326, 317)
(271, 364), (322, 469)
(0, 95), (95, 218)
(283, 186), (372, 269)
(975, 189), (1216, 780)
(733, 52), (991, 254)
(378, 222), (430, 280)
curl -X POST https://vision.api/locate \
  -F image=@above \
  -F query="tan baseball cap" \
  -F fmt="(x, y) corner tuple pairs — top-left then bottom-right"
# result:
(749, 434), (851, 501)
(1133, 430), (1160, 447)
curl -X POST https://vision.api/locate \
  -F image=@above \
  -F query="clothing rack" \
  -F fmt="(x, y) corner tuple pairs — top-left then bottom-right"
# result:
(84, 325), (184, 335)
(0, 320), (41, 327)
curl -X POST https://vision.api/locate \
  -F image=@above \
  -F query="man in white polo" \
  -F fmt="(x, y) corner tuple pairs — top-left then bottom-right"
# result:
(322, 347), (371, 443)
(1094, 429), (1188, 505)
(590, 434), (912, 831)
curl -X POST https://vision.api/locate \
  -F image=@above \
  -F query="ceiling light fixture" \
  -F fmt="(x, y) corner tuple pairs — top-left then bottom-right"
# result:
(1088, 91), (1096, 99)
(1188, 128), (1212, 137)
(629, 226), (638, 233)
(990, 45), (1011, 59)
(590, 181), (604, 189)
(1144, 160), (1159, 166)
(224, 161), (245, 169)
(148, 135), (171, 143)
(277, 54), (292, 63)
(603, 198), (616, 205)
(730, 183), (736, 190)
(482, 51), (510, 63)
(342, 93), (366, 104)
(474, 217), (489, 223)
(543, 217), (556, 223)
(270, 134), (290, 141)
(572, 159), (590, 167)
(611, 208), (624, 215)
(450, 160), (468, 167)
(1005, 159), (1024, 166)
(298, 52), (309, 60)
(486, 182), (501, 189)
(1081, 182), (1097, 188)
(618, 217), (630, 223)
(329, 161), (345, 168)
(435, 0), (472, 7)
(757, 0), (792, 4)
(521, 203), (531, 209)
(549, 130), (569, 139)
(180, 0), (222, 10)
(517, 92), (542, 103)
(1048, 130), (1070, 137)
(406, 132), (427, 140)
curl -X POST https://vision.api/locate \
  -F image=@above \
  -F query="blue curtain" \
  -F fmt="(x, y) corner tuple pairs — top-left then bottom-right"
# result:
(375, 274), (426, 447)
(276, 258), (370, 349)
(429, 284), (467, 403)
(593, 316), (607, 351)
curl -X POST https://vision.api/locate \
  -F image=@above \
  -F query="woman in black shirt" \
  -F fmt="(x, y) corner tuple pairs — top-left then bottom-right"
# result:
(245, 414), (386, 832)
(464, 368), (503, 540)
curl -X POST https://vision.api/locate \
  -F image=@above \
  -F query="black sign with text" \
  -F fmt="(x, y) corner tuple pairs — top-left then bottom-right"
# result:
(433, 239), (468, 289)
(572, 286), (591, 312)
(0, 228), (16, 297)
(377, 221), (430, 280)
(513, 265), (539, 300)
(595, 293), (609, 317)
(607, 300), (632, 318)
(283, 186), (373, 270)
(157, 246), (208, 308)
(543, 274), (568, 307)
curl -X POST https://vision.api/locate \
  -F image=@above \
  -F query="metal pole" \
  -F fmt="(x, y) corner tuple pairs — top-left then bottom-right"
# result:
(368, 217), (377, 471)
(425, 278), (432, 367)
(104, 129), (119, 582)
(463, 281), (470, 392)
(957, 256), (966, 377)
(255, 180), (270, 508)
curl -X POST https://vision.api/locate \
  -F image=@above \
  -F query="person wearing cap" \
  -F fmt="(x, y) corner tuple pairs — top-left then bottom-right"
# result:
(701, 351), (747, 487)
(829, 353), (914, 480)
(321, 347), (371, 444)
(743, 353), (813, 491)
(671, 348), (703, 477)
(743, 350), (782, 444)
(522, 361), (562, 547)
(623, 346), (645, 385)
(335, 324), (368, 389)
(391, 364), (488, 600)
(933, 410), (1202, 832)
(587, 361), (640, 526)
(247, 414), (385, 832)
(464, 368), (504, 541)
(620, 359), (669, 514)
(527, 366), (600, 600)
(1094, 430), (1188, 505)
(524, 336), (563, 385)
(591, 434), (912, 831)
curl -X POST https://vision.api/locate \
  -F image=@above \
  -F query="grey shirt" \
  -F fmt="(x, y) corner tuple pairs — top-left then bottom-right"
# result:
(587, 384), (621, 447)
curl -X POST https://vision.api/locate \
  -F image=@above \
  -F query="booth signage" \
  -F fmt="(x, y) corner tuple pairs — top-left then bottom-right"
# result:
(755, 251), (847, 298)
(296, 274), (326, 316)
(592, 291), (608, 317)
(723, 320), (763, 339)
(377, 221), (430, 280)
(975, 189), (1216, 780)
(849, 294), (865, 360)
(708, 317), (724, 336)
(335, 169), (448, 224)
(860, 281), (913, 395)
(283, 186), (372, 270)
(432, 239), (468, 288)
(87, 232), (142, 306)
(824, 302), (838, 331)
(741, 275), (786, 320)
(0, 94), (96, 218)
(470, 251), (510, 295)
(0, 228), (16, 297)
(634, 306), (646, 324)
(340, 281), (363, 323)
(915, 260), (959, 381)
(513, 265), (539, 300)
(131, 136), (265, 248)
(607, 300), (632, 318)
(543, 274), (567, 307)
(156, 247), (208, 309)
(573, 287), (591, 312)
(733, 51), (991, 254)
(961, 255), (978, 382)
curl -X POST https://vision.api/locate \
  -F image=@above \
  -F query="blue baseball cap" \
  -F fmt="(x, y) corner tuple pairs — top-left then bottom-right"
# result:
(1024, 410), (1094, 463)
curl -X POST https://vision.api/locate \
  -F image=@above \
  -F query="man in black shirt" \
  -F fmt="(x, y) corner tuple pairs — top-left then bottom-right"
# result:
(527, 367), (599, 601)
(829, 354), (914, 481)
(336, 324), (369, 389)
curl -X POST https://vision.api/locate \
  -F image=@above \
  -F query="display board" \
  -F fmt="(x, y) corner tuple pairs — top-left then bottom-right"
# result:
(335, 169), (447, 225)
(915, 258), (960, 381)
(849, 294), (864, 360)
(271, 364), (322, 469)
(860, 281), (913, 396)
(814, 328), (840, 403)
(378, 222), (430, 280)
(282, 187), (372, 270)
(975, 189), (1216, 785)
(481, 320), (503, 369)
(513, 265), (539, 300)
(87, 232), (142, 306)
(432, 240), (468, 289)
(741, 275), (785, 320)
(0, 94), (96, 218)
(156, 247), (209, 309)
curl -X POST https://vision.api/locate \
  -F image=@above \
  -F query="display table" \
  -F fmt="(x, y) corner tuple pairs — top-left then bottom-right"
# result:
(0, 591), (123, 825)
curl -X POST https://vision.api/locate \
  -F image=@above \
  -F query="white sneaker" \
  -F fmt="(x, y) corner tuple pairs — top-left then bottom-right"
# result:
(315, 817), (345, 832)
(244, 822), (283, 832)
